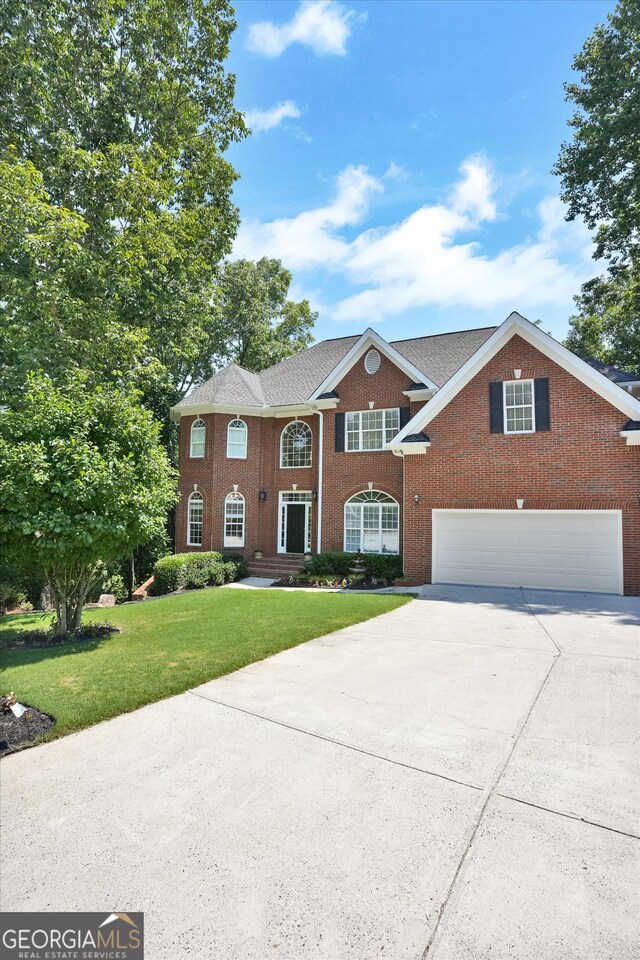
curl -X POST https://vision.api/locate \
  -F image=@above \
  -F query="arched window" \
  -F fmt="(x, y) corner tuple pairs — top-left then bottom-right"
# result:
(190, 418), (206, 458)
(187, 491), (204, 546)
(224, 492), (245, 547)
(280, 420), (312, 469)
(226, 419), (248, 459)
(344, 490), (399, 555)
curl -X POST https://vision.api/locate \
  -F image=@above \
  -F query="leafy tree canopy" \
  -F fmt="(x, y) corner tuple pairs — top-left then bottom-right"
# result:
(0, 0), (247, 415)
(212, 258), (317, 372)
(0, 375), (177, 634)
(554, 0), (640, 370)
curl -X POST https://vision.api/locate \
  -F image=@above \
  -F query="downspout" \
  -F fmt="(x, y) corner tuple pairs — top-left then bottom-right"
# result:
(316, 409), (324, 553)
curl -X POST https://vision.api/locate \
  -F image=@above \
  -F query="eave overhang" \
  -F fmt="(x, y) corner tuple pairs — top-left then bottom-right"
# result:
(170, 397), (339, 422)
(621, 420), (640, 445)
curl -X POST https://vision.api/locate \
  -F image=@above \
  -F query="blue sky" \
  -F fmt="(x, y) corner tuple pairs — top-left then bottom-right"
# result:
(226, 0), (615, 343)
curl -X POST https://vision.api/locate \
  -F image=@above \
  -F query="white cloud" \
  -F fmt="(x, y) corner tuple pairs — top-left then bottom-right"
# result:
(245, 100), (302, 133)
(235, 165), (382, 270)
(246, 1), (355, 58)
(234, 157), (597, 326)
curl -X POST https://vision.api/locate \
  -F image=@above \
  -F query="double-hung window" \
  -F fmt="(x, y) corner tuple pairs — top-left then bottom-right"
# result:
(187, 492), (204, 546)
(346, 408), (400, 451)
(504, 380), (535, 434)
(224, 493), (245, 547)
(227, 419), (247, 459)
(190, 419), (206, 458)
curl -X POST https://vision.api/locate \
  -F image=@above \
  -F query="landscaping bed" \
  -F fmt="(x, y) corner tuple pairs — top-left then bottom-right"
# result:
(0, 701), (55, 754)
(272, 551), (403, 590)
(6, 622), (119, 649)
(272, 573), (395, 590)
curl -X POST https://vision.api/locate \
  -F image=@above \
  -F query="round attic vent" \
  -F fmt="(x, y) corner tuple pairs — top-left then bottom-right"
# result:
(364, 348), (381, 375)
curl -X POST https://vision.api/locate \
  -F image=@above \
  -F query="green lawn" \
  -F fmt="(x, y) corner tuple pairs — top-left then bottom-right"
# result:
(0, 588), (410, 743)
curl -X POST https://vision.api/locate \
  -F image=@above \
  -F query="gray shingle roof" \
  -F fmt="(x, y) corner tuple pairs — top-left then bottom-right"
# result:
(177, 324), (633, 411)
(581, 357), (640, 384)
(181, 364), (265, 407)
(391, 327), (497, 387)
(176, 327), (499, 409)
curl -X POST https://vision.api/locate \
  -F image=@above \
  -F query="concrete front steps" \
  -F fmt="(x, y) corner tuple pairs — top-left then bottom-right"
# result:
(247, 555), (306, 580)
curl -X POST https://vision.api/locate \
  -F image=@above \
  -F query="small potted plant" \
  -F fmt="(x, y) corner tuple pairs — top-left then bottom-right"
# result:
(254, 548), (264, 559)
(304, 550), (313, 562)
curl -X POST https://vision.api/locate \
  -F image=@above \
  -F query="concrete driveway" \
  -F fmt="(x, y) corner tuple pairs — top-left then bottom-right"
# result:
(1, 585), (638, 959)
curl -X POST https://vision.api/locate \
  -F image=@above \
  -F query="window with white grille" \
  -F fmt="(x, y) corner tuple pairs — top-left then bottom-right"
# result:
(190, 419), (206, 458)
(280, 421), (312, 468)
(187, 491), (204, 546)
(227, 419), (247, 459)
(224, 492), (245, 547)
(344, 490), (399, 554)
(504, 380), (535, 434)
(346, 409), (400, 451)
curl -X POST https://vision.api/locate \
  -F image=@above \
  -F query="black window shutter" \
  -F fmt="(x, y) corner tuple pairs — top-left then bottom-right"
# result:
(534, 378), (550, 431)
(399, 407), (411, 428)
(489, 382), (504, 433)
(335, 412), (345, 452)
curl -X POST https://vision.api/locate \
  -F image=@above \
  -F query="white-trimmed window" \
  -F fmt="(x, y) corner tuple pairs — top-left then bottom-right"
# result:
(224, 492), (245, 547)
(344, 490), (399, 554)
(280, 420), (312, 468)
(346, 408), (400, 451)
(187, 491), (204, 546)
(190, 418), (206, 458)
(504, 380), (535, 434)
(226, 419), (247, 459)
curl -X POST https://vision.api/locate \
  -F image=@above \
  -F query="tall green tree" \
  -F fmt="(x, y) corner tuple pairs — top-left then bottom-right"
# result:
(0, 0), (247, 416)
(0, 375), (177, 636)
(212, 258), (317, 372)
(554, 0), (640, 369)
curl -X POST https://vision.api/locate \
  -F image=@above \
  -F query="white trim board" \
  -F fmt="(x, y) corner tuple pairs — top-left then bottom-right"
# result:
(392, 312), (640, 444)
(308, 327), (438, 400)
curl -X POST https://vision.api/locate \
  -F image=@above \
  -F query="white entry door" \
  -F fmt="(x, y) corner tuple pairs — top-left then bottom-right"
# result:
(432, 510), (623, 595)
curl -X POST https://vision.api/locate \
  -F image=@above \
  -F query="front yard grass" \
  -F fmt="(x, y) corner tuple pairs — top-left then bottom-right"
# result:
(0, 588), (410, 743)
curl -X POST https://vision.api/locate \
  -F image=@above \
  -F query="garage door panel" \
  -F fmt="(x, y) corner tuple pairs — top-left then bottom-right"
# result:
(433, 511), (621, 595)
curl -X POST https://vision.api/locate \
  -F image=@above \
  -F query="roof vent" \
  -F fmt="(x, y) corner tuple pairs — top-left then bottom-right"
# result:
(364, 349), (381, 375)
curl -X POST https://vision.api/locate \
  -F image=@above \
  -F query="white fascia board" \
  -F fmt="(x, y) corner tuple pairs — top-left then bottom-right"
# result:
(403, 387), (437, 401)
(170, 399), (338, 421)
(389, 441), (430, 455)
(308, 327), (438, 400)
(394, 311), (640, 441)
(620, 430), (640, 446)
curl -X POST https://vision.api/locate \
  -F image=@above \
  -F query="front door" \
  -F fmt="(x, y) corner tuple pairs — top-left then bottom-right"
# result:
(286, 503), (306, 553)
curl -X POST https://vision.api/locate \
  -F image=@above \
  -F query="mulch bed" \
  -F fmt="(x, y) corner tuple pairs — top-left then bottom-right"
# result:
(0, 706), (55, 755)
(8, 624), (119, 649)
(272, 576), (394, 590)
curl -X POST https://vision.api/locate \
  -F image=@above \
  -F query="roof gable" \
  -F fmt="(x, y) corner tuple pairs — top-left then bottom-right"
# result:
(393, 312), (640, 444)
(308, 328), (438, 399)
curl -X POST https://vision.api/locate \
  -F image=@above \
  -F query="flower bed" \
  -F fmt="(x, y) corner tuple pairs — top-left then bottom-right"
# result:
(272, 573), (394, 590)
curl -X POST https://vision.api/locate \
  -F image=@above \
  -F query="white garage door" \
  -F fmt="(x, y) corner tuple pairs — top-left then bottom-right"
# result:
(432, 510), (622, 595)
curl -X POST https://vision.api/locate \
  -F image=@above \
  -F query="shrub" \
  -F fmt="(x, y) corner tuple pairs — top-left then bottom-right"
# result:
(362, 553), (403, 580)
(153, 552), (246, 594)
(305, 552), (403, 580)
(153, 555), (188, 594)
(0, 582), (28, 611)
(305, 552), (354, 576)
(87, 563), (129, 604)
(0, 562), (45, 608)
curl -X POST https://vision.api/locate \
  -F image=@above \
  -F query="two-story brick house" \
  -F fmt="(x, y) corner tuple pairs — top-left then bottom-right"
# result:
(171, 312), (640, 595)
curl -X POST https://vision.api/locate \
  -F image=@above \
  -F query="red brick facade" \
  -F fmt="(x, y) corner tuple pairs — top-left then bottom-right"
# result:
(401, 335), (640, 594)
(175, 333), (639, 594)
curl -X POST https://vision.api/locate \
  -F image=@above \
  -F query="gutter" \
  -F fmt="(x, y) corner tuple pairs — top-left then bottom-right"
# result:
(315, 409), (324, 552)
